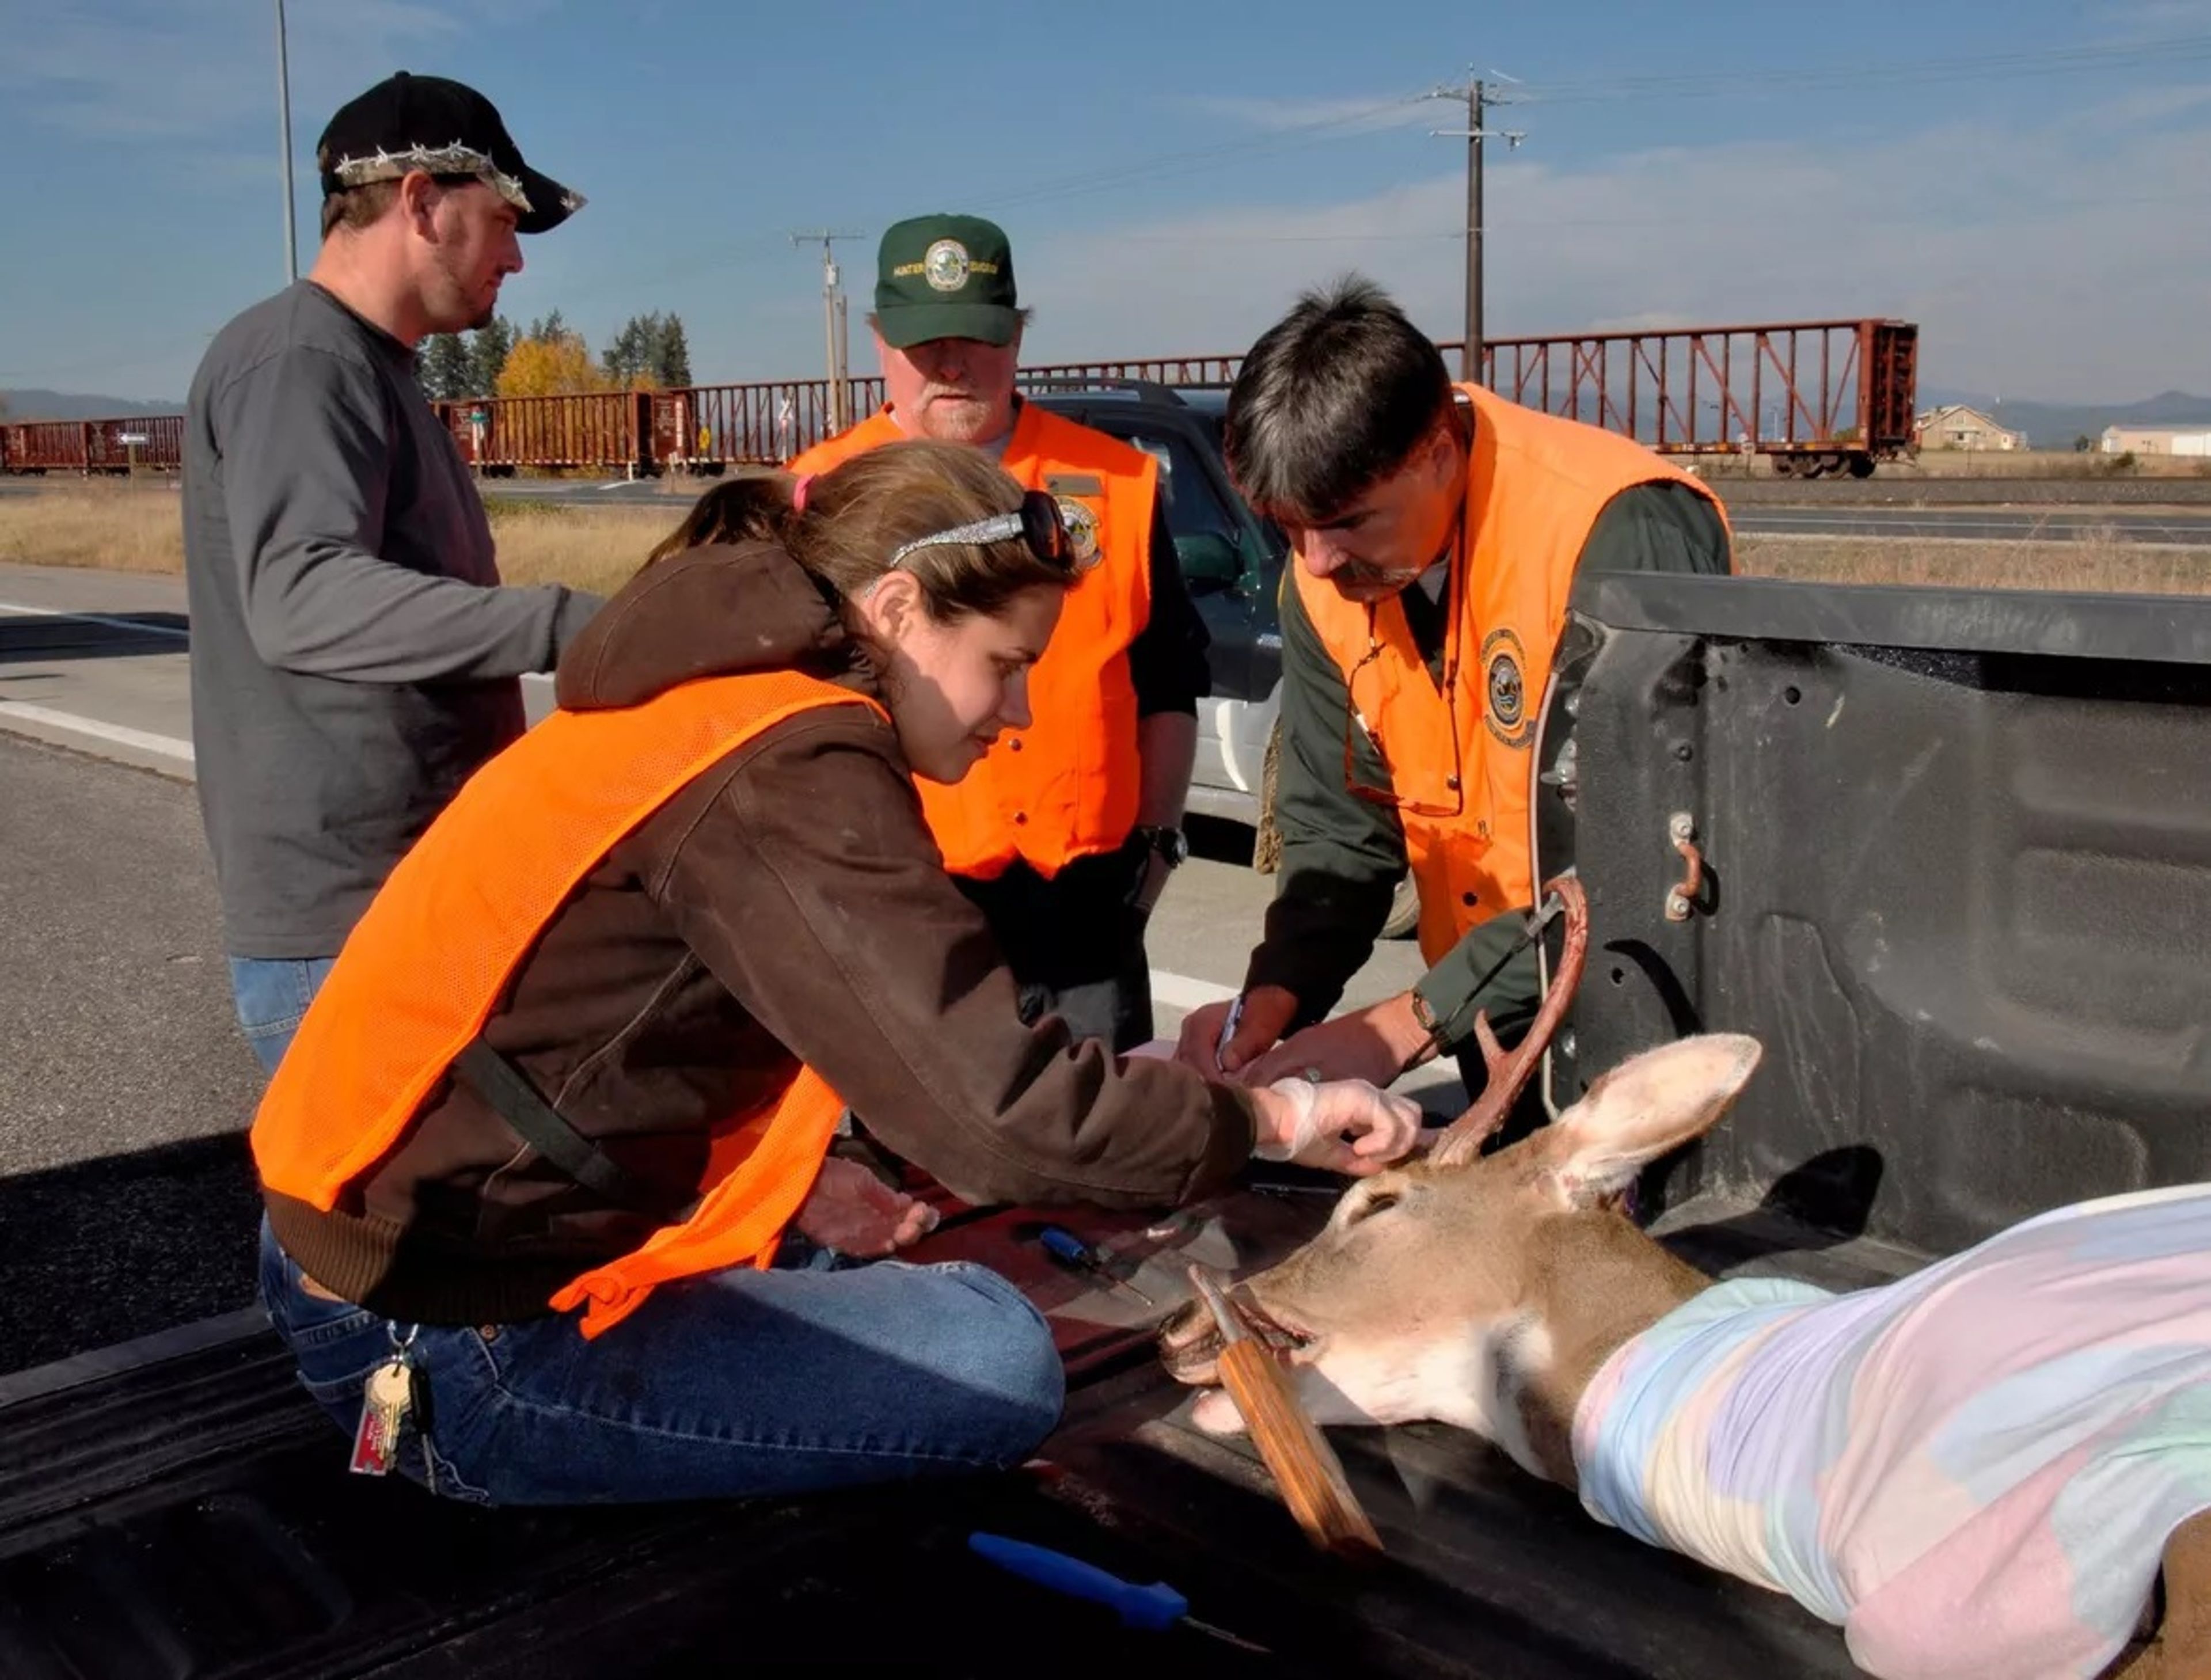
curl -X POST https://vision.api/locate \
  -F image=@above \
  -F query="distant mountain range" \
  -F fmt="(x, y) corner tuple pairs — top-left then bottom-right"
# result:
(1919, 388), (2211, 448)
(2, 389), (185, 422)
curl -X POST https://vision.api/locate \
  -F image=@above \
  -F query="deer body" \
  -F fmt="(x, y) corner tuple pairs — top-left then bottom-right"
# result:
(1160, 1035), (2211, 1680)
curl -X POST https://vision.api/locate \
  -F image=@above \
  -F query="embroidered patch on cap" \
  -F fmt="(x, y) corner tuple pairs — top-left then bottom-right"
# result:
(924, 239), (971, 292)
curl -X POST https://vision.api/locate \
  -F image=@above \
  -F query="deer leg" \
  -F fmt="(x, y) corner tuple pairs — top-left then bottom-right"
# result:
(2103, 1509), (2211, 1680)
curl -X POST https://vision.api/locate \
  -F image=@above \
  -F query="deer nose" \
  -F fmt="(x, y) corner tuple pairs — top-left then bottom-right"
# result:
(1156, 1297), (1226, 1382)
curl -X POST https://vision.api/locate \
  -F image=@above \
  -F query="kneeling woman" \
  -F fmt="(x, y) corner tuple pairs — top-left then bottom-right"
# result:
(252, 439), (1421, 1507)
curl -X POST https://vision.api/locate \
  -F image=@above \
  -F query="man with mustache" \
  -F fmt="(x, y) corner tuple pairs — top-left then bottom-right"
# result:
(183, 73), (600, 1073)
(787, 214), (1210, 1056)
(1175, 278), (1731, 1122)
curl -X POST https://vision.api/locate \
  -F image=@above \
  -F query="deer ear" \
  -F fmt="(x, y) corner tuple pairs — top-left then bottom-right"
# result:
(1536, 1034), (1762, 1210)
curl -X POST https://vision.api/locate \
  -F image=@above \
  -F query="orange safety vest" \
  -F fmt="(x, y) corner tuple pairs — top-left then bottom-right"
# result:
(1294, 383), (1730, 967)
(253, 670), (882, 1339)
(788, 402), (1156, 878)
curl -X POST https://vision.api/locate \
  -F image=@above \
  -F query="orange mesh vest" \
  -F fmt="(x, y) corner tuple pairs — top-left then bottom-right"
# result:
(1294, 384), (1730, 966)
(788, 402), (1156, 878)
(252, 670), (882, 1339)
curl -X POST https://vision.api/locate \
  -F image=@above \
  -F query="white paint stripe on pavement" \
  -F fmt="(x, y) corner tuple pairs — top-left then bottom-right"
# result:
(0, 702), (195, 762)
(0, 600), (190, 638)
(1150, 970), (1238, 1011)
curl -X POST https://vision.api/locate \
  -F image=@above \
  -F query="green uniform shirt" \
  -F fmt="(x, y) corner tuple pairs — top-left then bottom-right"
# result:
(1246, 480), (1730, 1068)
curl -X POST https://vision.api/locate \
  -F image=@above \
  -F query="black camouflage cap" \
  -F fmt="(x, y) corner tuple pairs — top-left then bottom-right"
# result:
(316, 72), (584, 235)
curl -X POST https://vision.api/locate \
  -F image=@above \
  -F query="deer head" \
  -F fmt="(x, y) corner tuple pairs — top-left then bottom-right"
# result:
(1160, 1031), (1764, 1485)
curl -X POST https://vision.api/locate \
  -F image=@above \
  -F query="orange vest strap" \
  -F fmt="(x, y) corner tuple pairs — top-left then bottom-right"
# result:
(548, 1063), (845, 1337)
(252, 669), (876, 1337)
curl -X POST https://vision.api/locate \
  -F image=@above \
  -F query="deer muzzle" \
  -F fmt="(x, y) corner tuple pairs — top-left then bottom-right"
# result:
(1158, 1280), (1316, 1386)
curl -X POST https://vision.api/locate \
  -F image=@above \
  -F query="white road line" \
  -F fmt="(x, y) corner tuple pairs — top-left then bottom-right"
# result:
(0, 702), (195, 762)
(0, 600), (190, 637)
(1150, 970), (1238, 1011)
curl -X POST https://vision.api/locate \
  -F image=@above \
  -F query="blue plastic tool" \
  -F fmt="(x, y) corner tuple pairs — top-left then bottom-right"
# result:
(1035, 1225), (1155, 1306)
(966, 1532), (1270, 1654)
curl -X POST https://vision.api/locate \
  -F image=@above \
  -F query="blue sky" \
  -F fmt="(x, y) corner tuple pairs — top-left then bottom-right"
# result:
(3, 0), (2208, 404)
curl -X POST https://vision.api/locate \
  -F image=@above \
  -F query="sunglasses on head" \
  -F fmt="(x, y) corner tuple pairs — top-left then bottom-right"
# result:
(885, 489), (1094, 575)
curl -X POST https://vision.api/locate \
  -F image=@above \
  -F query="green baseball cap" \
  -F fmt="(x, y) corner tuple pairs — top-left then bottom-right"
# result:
(874, 214), (1020, 349)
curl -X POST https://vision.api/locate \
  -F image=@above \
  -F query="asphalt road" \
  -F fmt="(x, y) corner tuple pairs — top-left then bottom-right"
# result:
(0, 560), (1443, 1377)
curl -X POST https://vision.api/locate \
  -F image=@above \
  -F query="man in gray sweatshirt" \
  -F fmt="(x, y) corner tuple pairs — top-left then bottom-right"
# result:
(184, 73), (602, 1073)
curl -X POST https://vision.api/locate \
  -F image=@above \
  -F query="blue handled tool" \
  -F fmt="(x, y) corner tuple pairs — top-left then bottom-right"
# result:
(967, 1531), (1270, 1655)
(1036, 1225), (1155, 1306)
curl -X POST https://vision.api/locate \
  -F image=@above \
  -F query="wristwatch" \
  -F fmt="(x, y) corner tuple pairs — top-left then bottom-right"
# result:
(1133, 824), (1190, 869)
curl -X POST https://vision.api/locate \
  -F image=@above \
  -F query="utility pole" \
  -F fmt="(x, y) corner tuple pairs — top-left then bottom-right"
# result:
(276, 0), (298, 283)
(791, 230), (866, 431)
(1429, 72), (1523, 385)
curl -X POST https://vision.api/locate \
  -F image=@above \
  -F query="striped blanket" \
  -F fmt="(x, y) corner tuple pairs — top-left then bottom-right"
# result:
(1574, 1184), (2211, 1679)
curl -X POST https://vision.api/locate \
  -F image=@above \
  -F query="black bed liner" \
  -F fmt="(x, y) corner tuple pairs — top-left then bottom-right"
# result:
(0, 1186), (1900, 1679)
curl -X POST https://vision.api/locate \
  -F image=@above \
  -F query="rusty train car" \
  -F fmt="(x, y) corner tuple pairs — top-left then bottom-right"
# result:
(5, 317), (1917, 481)
(0, 414), (184, 475)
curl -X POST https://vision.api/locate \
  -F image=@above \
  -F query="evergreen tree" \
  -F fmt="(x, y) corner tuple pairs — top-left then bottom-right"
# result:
(465, 316), (516, 398)
(651, 313), (693, 389)
(602, 313), (656, 387)
(418, 333), (472, 401)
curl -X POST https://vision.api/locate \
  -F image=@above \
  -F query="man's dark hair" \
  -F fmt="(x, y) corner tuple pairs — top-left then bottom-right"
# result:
(1224, 275), (1456, 522)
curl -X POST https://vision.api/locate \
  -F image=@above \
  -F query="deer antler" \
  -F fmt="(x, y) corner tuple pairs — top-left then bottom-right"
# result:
(1428, 873), (1590, 1169)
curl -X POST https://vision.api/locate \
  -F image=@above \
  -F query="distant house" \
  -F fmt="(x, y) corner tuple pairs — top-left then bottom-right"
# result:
(2100, 424), (2211, 457)
(1913, 404), (2026, 451)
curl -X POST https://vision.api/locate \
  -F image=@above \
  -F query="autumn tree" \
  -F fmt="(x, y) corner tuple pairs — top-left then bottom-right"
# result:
(497, 336), (601, 398)
(497, 311), (607, 398)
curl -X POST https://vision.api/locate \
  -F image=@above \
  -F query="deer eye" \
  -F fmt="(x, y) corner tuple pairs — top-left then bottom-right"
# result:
(1343, 1189), (1400, 1227)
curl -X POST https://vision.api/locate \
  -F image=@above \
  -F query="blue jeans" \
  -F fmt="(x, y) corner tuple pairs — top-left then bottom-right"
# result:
(256, 1219), (1065, 1506)
(228, 957), (338, 1074)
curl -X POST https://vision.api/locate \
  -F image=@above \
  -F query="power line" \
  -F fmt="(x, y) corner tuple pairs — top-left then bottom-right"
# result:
(1509, 33), (2211, 104)
(955, 92), (1431, 216)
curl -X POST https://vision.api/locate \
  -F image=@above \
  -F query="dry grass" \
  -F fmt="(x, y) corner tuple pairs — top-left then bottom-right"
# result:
(1904, 450), (2211, 481)
(1737, 533), (2211, 595)
(480, 500), (674, 595)
(1699, 449), (2211, 483)
(7, 481), (2211, 599)
(0, 481), (679, 595)
(0, 482), (188, 572)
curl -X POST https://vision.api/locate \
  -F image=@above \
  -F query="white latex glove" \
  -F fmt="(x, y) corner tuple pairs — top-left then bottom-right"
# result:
(1252, 1077), (1424, 1175)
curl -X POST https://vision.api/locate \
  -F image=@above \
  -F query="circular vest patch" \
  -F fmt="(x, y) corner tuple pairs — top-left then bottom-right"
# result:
(924, 240), (971, 292)
(1483, 626), (1533, 748)
(1054, 496), (1102, 566)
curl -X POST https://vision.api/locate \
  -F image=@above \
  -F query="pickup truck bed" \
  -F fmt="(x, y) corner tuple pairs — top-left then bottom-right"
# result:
(8, 569), (2205, 1678)
(0, 1183), (1902, 1679)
